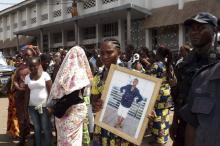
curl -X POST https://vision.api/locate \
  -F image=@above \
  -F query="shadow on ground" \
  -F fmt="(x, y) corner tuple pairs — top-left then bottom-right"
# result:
(0, 134), (34, 146)
(0, 134), (18, 146)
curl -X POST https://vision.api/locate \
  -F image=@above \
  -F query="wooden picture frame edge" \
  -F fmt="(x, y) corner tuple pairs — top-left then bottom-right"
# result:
(95, 64), (162, 145)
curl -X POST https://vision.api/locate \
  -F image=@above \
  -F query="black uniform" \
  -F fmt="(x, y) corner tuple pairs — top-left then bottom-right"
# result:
(172, 50), (219, 146)
(180, 61), (220, 146)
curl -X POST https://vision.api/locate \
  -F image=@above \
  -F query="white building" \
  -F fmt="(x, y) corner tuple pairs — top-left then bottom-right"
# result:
(0, 0), (219, 56)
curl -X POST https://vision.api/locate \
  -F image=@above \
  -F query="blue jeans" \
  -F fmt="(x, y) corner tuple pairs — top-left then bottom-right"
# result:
(29, 106), (52, 146)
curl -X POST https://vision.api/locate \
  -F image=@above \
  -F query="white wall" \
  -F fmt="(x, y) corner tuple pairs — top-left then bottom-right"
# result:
(41, 1), (48, 14)
(185, 0), (198, 2)
(21, 10), (26, 21)
(120, 0), (145, 8)
(151, 0), (178, 8)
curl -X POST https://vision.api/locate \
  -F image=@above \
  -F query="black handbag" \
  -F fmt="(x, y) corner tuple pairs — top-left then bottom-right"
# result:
(53, 90), (84, 118)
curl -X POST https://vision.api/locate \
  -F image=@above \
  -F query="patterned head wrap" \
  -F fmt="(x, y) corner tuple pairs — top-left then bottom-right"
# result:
(49, 46), (93, 100)
(21, 45), (40, 57)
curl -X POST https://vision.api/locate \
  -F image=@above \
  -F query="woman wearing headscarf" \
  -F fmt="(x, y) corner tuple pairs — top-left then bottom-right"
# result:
(13, 45), (40, 145)
(48, 46), (93, 146)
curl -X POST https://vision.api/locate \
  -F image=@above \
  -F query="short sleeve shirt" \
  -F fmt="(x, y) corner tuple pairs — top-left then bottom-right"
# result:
(25, 71), (51, 107)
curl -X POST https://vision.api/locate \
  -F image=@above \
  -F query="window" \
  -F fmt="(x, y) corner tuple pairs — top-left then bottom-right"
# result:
(67, 30), (75, 42)
(83, 26), (96, 39)
(53, 32), (62, 43)
(152, 25), (179, 51)
(103, 22), (118, 37)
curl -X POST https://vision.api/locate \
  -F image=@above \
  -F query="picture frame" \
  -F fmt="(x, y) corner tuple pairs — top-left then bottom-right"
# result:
(95, 64), (162, 145)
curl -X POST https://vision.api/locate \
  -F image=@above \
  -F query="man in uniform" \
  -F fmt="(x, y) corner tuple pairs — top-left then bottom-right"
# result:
(170, 12), (219, 146)
(180, 61), (220, 146)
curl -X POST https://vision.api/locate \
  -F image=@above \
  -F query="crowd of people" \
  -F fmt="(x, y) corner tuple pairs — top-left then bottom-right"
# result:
(3, 12), (220, 146)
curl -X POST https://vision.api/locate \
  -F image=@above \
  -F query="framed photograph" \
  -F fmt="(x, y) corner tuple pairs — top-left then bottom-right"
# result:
(95, 64), (162, 145)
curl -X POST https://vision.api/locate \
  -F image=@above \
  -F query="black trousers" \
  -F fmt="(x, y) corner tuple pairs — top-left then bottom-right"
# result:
(172, 118), (186, 146)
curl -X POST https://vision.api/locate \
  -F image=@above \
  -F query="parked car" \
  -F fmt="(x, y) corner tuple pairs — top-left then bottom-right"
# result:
(0, 53), (15, 91)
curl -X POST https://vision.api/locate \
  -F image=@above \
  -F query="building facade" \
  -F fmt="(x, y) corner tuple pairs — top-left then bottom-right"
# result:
(0, 0), (219, 56)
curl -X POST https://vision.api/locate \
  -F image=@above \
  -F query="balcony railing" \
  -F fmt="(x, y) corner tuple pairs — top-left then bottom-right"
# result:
(31, 17), (36, 24)
(53, 9), (62, 18)
(83, 0), (96, 9)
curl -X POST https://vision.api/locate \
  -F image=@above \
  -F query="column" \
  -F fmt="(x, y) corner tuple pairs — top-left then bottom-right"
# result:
(78, 26), (82, 45)
(62, 29), (66, 47)
(61, 0), (66, 19)
(96, 0), (101, 11)
(9, 14), (13, 39)
(96, 24), (102, 48)
(145, 29), (152, 50)
(126, 9), (131, 45)
(74, 21), (78, 44)
(26, 7), (31, 27)
(145, 0), (152, 10)
(16, 34), (20, 51)
(17, 11), (21, 31)
(36, 2), (41, 25)
(178, 0), (185, 10)
(39, 29), (43, 52)
(48, 0), (52, 23)
(48, 32), (51, 52)
(0, 18), (2, 41)
(118, 19), (125, 51)
(178, 24), (184, 49)
(2, 17), (6, 41)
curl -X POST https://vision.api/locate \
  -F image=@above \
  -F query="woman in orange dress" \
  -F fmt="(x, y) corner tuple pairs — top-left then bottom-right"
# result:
(6, 73), (20, 138)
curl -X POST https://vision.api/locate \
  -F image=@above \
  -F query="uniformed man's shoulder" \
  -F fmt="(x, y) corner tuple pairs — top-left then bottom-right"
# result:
(209, 49), (220, 61)
(193, 61), (220, 79)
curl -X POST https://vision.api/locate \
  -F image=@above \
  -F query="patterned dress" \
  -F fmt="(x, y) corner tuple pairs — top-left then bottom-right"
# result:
(82, 95), (91, 146)
(6, 74), (20, 138)
(14, 64), (31, 139)
(91, 69), (135, 146)
(55, 103), (87, 146)
(150, 61), (173, 144)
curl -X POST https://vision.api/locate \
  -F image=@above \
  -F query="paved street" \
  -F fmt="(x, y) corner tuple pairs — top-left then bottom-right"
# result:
(0, 97), (172, 146)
